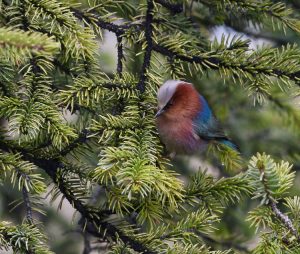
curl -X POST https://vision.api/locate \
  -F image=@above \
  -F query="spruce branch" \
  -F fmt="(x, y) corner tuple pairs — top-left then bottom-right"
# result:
(270, 201), (299, 240)
(199, 233), (251, 253)
(248, 154), (300, 241)
(70, 7), (300, 87)
(137, 0), (154, 93)
(22, 184), (33, 224)
(152, 43), (300, 85)
(0, 141), (157, 254)
(71, 7), (131, 36)
(260, 164), (299, 240)
(154, 0), (183, 14)
(198, 0), (300, 34)
(39, 160), (157, 254)
(82, 232), (92, 254)
(0, 27), (59, 65)
(0, 222), (52, 254)
(116, 34), (123, 74)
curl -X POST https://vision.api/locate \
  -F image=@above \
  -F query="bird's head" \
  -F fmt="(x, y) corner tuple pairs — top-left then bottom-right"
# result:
(155, 80), (201, 120)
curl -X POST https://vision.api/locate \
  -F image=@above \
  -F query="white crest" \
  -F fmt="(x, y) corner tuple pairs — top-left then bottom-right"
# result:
(157, 80), (191, 109)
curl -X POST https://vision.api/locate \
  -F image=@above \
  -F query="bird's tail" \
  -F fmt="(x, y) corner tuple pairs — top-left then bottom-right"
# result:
(208, 137), (242, 172)
(219, 138), (239, 151)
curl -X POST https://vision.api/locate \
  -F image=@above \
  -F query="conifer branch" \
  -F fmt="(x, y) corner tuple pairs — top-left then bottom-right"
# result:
(82, 232), (92, 254)
(71, 9), (300, 86)
(0, 27), (59, 63)
(71, 8), (122, 34)
(270, 201), (299, 240)
(258, 159), (300, 241)
(22, 186), (33, 224)
(116, 35), (123, 74)
(59, 129), (90, 157)
(199, 233), (251, 253)
(2, 1), (300, 252)
(0, 141), (156, 254)
(0, 222), (51, 253)
(152, 44), (300, 84)
(198, 0), (300, 33)
(137, 0), (154, 93)
(154, 0), (183, 13)
(40, 160), (157, 254)
(15, 167), (34, 224)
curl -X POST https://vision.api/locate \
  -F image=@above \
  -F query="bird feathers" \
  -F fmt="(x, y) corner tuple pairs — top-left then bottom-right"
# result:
(157, 80), (183, 110)
(193, 95), (227, 140)
(192, 96), (238, 150)
(156, 80), (237, 154)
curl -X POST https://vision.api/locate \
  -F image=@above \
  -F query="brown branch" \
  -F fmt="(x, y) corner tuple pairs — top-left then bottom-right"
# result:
(22, 186), (33, 224)
(137, 0), (154, 93)
(258, 161), (300, 241)
(82, 233), (92, 254)
(71, 7), (300, 85)
(116, 34), (123, 74)
(155, 0), (183, 13)
(0, 141), (157, 254)
(152, 43), (300, 84)
(270, 201), (299, 239)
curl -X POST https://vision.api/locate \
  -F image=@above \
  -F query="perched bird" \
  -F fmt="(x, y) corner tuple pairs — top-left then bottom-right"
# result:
(155, 80), (237, 156)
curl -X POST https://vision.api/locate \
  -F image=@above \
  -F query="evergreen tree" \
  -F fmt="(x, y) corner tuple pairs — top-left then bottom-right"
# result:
(0, 0), (300, 253)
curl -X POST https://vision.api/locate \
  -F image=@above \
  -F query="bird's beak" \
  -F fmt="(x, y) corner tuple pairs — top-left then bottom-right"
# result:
(155, 108), (165, 118)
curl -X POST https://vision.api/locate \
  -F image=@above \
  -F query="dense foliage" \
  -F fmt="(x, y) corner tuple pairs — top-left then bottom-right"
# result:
(0, 0), (300, 253)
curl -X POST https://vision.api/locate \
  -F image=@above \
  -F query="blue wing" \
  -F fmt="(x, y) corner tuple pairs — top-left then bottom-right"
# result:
(193, 96), (237, 149)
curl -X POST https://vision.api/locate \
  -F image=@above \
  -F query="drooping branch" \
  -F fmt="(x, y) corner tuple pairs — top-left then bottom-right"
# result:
(0, 141), (157, 254)
(35, 159), (156, 254)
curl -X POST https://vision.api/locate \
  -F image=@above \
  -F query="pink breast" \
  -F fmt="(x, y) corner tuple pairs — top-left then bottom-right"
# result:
(156, 119), (206, 154)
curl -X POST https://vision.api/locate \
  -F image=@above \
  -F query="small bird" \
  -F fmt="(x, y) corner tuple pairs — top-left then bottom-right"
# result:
(155, 80), (237, 157)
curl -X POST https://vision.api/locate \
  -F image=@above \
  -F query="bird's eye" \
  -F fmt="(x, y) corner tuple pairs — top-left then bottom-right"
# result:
(164, 100), (173, 110)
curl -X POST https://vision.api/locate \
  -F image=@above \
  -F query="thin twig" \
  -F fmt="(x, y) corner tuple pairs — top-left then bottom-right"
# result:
(137, 0), (154, 93)
(155, 0), (183, 13)
(71, 8), (141, 35)
(60, 129), (89, 157)
(259, 162), (300, 241)
(116, 34), (123, 74)
(270, 201), (299, 239)
(83, 233), (92, 254)
(22, 186), (33, 224)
